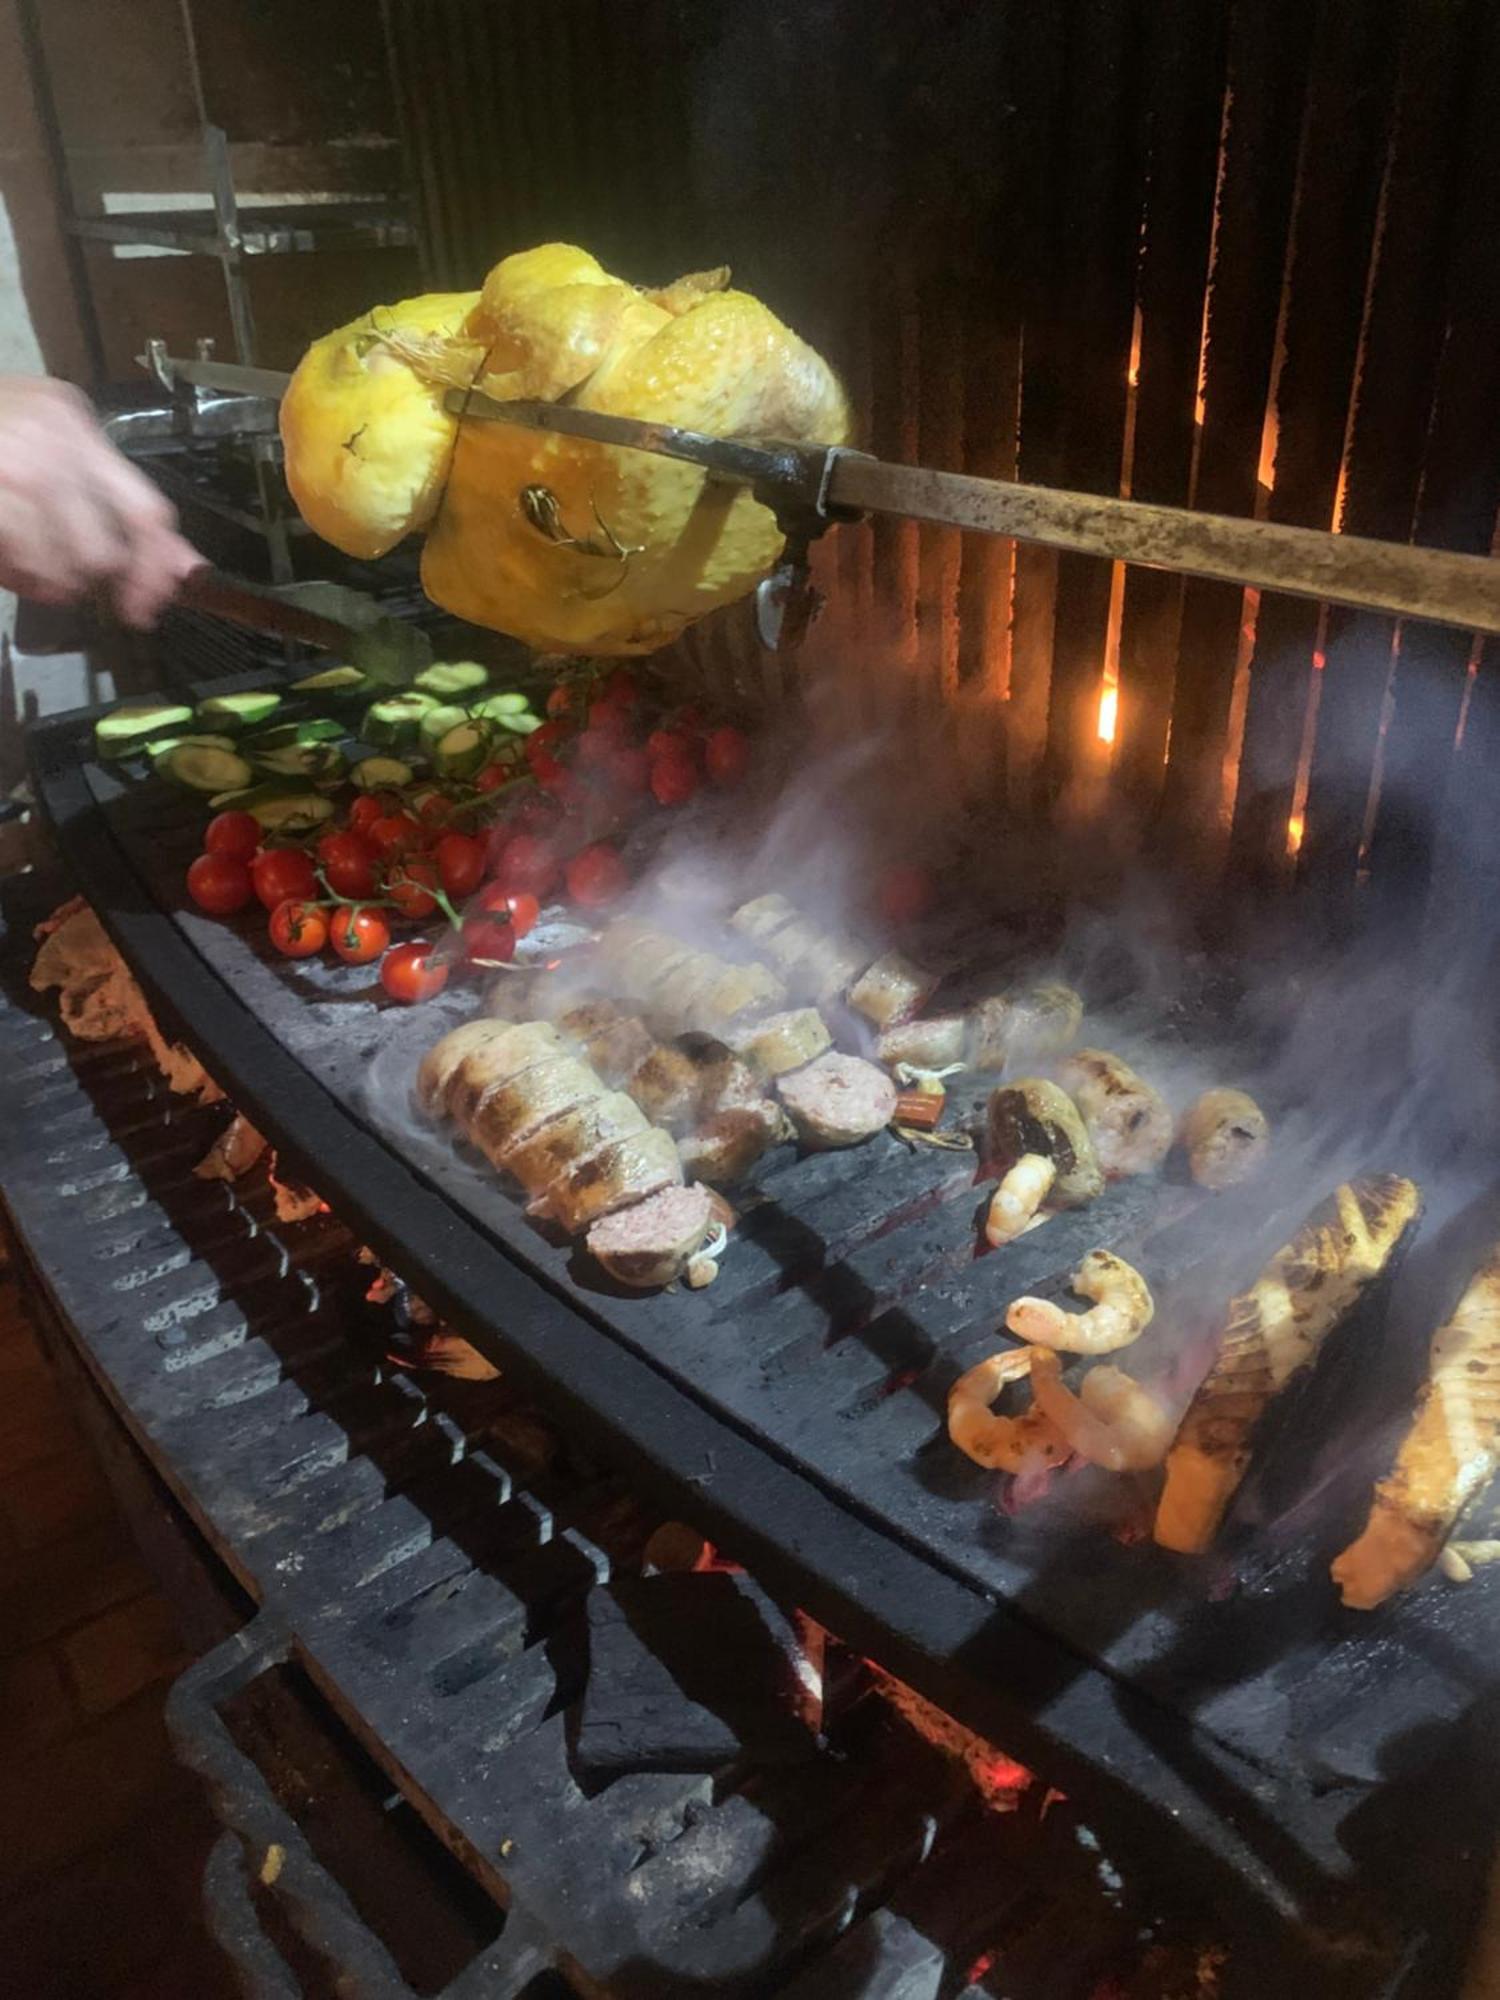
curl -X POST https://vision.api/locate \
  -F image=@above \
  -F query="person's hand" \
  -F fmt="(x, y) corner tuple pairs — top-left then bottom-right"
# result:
(0, 374), (201, 628)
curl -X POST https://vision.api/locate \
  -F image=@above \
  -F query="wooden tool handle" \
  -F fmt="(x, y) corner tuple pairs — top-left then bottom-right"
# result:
(176, 566), (354, 655)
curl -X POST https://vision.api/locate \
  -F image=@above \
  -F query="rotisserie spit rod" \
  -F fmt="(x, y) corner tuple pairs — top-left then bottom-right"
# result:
(150, 354), (1500, 639)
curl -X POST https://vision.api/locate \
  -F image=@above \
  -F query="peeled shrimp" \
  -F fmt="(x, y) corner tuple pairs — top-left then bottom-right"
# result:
(1005, 1249), (1153, 1354)
(1027, 1349), (1174, 1472)
(984, 1153), (1057, 1246)
(946, 1349), (1070, 1474)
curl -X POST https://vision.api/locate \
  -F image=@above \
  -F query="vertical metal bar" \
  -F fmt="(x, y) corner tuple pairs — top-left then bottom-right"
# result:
(12, 0), (109, 386)
(204, 125), (257, 367)
(378, 0), (433, 287)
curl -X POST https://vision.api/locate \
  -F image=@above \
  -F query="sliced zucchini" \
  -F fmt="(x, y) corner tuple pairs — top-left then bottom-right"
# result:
(362, 692), (437, 749)
(413, 660), (489, 700)
(290, 664), (367, 694)
(433, 719), (496, 780)
(350, 755), (414, 791)
(472, 690), (531, 718)
(253, 743), (348, 783)
(206, 781), (336, 830)
(244, 717), (345, 754)
(418, 702), (470, 748)
(197, 689), (282, 731)
(165, 743), (254, 794)
(95, 702), (195, 759)
(149, 733), (239, 777)
(494, 709), (541, 735)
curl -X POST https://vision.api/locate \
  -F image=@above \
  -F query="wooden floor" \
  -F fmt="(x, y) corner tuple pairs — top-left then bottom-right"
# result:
(0, 1242), (237, 1998)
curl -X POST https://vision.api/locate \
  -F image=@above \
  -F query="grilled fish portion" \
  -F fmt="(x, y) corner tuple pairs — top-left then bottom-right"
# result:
(1333, 1245), (1500, 1609)
(1154, 1174), (1423, 1554)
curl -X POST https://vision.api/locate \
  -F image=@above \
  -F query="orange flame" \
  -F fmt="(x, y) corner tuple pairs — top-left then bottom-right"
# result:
(1097, 681), (1119, 744)
(1286, 812), (1305, 857)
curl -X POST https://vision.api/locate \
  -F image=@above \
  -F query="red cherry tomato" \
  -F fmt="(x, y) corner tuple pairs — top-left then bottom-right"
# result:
(574, 727), (619, 770)
(605, 744), (650, 794)
(566, 841), (629, 909)
(435, 832), (486, 899)
(586, 697), (632, 739)
(186, 851), (254, 915)
(329, 905), (390, 964)
(475, 762), (510, 793)
(202, 810), (260, 862)
(316, 829), (378, 900)
(379, 939), (449, 1004)
(646, 727), (694, 764)
(474, 883), (540, 937)
(417, 791), (454, 828)
(268, 897), (329, 958)
(250, 847), (318, 911)
(497, 832), (561, 898)
(545, 683), (578, 720)
(673, 704), (705, 735)
(386, 857), (439, 920)
(876, 861), (936, 927)
(650, 755), (699, 808)
(601, 667), (640, 705)
(348, 794), (385, 835)
(462, 916), (516, 965)
(703, 725), (751, 789)
(524, 720), (570, 767)
(367, 812), (424, 858)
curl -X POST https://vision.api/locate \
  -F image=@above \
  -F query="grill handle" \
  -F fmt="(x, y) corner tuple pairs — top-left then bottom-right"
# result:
(167, 1617), (557, 1999)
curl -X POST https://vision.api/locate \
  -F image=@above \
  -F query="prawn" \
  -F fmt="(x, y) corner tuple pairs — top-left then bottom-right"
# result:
(946, 1349), (1070, 1474)
(984, 1153), (1056, 1247)
(1027, 1349), (1174, 1472)
(1005, 1249), (1153, 1354)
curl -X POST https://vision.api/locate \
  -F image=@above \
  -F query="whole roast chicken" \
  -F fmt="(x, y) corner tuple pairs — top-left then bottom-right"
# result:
(279, 244), (852, 653)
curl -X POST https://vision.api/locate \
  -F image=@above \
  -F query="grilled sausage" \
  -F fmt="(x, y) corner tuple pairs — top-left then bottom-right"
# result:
(418, 1019), (559, 1117)
(678, 1102), (788, 1184)
(586, 1182), (714, 1289)
(536, 1127), (684, 1232)
(1057, 1048), (1173, 1178)
(847, 950), (936, 1030)
(556, 999), (657, 1088)
(967, 982), (1084, 1072)
(877, 1014), (967, 1071)
(1154, 1174), (1423, 1555)
(498, 1091), (649, 1196)
(625, 1043), (707, 1132)
(778, 1052), (898, 1149)
(465, 1055), (607, 1163)
(1179, 1088), (1270, 1190)
(985, 1078), (1103, 1206)
(441, 1022), (569, 1128)
(1332, 1245), (1500, 1609)
(735, 1007), (833, 1079)
(730, 893), (800, 945)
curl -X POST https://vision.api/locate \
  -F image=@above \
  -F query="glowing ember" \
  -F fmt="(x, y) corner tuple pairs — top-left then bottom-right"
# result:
(1097, 680), (1119, 744)
(1286, 812), (1305, 857)
(865, 1662), (1034, 1811)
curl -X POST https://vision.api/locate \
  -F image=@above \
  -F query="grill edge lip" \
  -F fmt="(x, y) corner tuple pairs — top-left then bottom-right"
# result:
(26, 701), (1342, 1922)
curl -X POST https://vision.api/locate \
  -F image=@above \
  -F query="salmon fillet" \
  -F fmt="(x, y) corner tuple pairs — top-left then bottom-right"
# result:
(1332, 1245), (1500, 1609)
(1153, 1174), (1423, 1554)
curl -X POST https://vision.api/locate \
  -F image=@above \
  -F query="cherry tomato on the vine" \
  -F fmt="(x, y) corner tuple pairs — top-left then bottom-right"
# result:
(703, 725), (751, 789)
(435, 832), (485, 899)
(474, 762), (511, 793)
(574, 727), (619, 770)
(203, 810), (260, 862)
(268, 898), (329, 958)
(646, 727), (694, 764)
(462, 916), (516, 966)
(650, 756), (699, 808)
(367, 812), (424, 858)
(417, 792), (455, 828)
(348, 794), (385, 835)
(379, 940), (449, 1004)
(545, 683), (578, 720)
(385, 857), (440, 921)
(601, 667), (640, 706)
(605, 744), (650, 795)
(566, 841), (629, 909)
(474, 883), (539, 937)
(187, 852), (254, 915)
(329, 905), (390, 964)
(524, 720), (570, 767)
(251, 847), (318, 911)
(497, 833), (561, 898)
(316, 829), (377, 901)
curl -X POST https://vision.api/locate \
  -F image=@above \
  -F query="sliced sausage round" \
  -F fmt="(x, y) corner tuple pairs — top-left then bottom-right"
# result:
(777, 1052), (898, 1149)
(586, 1182), (714, 1289)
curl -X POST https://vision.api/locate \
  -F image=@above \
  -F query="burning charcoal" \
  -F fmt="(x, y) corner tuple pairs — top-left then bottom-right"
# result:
(571, 1573), (819, 1780)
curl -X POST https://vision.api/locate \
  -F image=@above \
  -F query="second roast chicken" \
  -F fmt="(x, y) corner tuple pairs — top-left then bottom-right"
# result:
(280, 243), (852, 654)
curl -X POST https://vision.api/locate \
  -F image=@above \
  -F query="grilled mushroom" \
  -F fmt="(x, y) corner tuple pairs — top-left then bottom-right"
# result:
(1179, 1088), (1270, 1190)
(984, 1077), (1103, 1207)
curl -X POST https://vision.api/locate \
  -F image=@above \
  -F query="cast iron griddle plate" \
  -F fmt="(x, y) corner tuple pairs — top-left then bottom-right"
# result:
(29, 707), (1500, 1918)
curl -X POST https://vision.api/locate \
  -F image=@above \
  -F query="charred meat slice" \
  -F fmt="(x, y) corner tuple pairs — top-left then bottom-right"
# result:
(536, 1127), (684, 1232)
(847, 950), (935, 1030)
(1333, 1244), (1500, 1609)
(498, 1091), (649, 1196)
(1154, 1174), (1423, 1555)
(1057, 1048), (1173, 1178)
(736, 1007), (834, 1079)
(778, 1052), (897, 1149)
(466, 1055), (608, 1164)
(586, 1182), (714, 1289)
